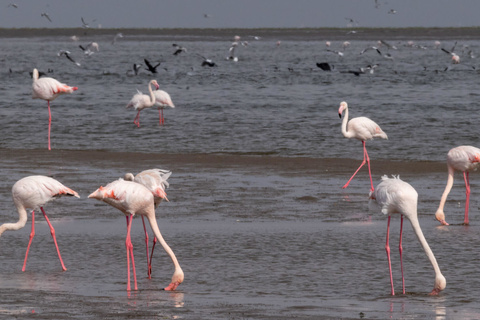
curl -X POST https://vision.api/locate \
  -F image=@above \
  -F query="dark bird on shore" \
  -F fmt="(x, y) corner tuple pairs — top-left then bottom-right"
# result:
(144, 58), (161, 73)
(41, 12), (52, 22)
(172, 44), (187, 55)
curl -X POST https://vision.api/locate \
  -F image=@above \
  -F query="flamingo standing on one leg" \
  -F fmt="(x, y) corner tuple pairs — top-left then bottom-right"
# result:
(0, 175), (80, 271)
(124, 169), (171, 278)
(435, 145), (480, 226)
(126, 80), (160, 127)
(88, 178), (183, 291)
(338, 101), (388, 191)
(31, 68), (78, 150)
(369, 175), (446, 296)
(154, 89), (175, 125)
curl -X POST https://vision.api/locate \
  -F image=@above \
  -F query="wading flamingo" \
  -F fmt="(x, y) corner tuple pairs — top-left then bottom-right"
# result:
(435, 146), (480, 225)
(124, 169), (171, 278)
(88, 178), (183, 291)
(338, 101), (388, 191)
(0, 175), (80, 271)
(31, 68), (78, 150)
(126, 80), (159, 127)
(369, 175), (446, 295)
(154, 89), (175, 125)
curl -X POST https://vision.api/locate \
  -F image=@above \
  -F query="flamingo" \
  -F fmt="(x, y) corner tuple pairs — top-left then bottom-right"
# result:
(126, 80), (159, 128)
(124, 169), (171, 278)
(0, 175), (80, 271)
(154, 89), (175, 125)
(32, 68), (78, 150)
(435, 146), (480, 226)
(369, 175), (446, 296)
(338, 101), (388, 191)
(88, 178), (183, 291)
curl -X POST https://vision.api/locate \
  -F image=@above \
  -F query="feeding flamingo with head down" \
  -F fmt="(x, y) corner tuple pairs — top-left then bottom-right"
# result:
(369, 175), (446, 296)
(88, 178), (183, 291)
(0, 175), (80, 271)
(435, 145), (480, 226)
(124, 168), (171, 278)
(126, 80), (159, 127)
(338, 101), (388, 191)
(31, 68), (78, 150)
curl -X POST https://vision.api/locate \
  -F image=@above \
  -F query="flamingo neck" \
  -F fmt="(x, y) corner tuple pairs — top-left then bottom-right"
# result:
(147, 81), (156, 106)
(0, 205), (28, 236)
(435, 166), (455, 217)
(341, 107), (354, 138)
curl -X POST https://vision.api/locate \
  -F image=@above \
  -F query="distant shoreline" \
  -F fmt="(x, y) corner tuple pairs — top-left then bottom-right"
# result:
(1, 27), (479, 41)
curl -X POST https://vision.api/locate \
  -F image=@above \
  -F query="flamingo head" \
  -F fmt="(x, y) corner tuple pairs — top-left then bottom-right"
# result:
(434, 209), (449, 226)
(164, 268), (184, 291)
(429, 274), (446, 295)
(124, 173), (135, 181)
(338, 101), (348, 118)
(151, 80), (160, 90)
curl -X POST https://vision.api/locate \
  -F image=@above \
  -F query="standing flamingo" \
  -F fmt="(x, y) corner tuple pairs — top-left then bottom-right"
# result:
(88, 178), (183, 291)
(435, 146), (480, 225)
(31, 68), (78, 150)
(338, 101), (388, 191)
(126, 80), (159, 127)
(154, 89), (175, 125)
(124, 169), (171, 278)
(0, 175), (80, 271)
(369, 175), (446, 295)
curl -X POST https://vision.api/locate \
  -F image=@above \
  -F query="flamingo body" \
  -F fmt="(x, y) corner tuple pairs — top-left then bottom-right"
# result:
(0, 175), (79, 271)
(31, 68), (78, 150)
(88, 179), (183, 291)
(126, 80), (159, 127)
(338, 101), (387, 191)
(370, 175), (446, 295)
(154, 90), (175, 125)
(435, 145), (480, 225)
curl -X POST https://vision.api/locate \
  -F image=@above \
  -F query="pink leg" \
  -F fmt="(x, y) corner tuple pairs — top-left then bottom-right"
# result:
(158, 109), (164, 126)
(385, 216), (395, 295)
(342, 141), (367, 189)
(47, 101), (52, 151)
(22, 211), (35, 272)
(40, 207), (67, 271)
(141, 216), (151, 279)
(364, 145), (374, 192)
(125, 214), (137, 291)
(134, 111), (141, 127)
(399, 215), (405, 294)
(463, 171), (470, 225)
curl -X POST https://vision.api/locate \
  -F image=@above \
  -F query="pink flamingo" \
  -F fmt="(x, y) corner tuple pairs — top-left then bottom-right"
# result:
(31, 68), (78, 150)
(435, 146), (480, 226)
(0, 175), (80, 271)
(88, 178), (183, 291)
(338, 101), (388, 191)
(126, 80), (159, 127)
(154, 89), (175, 125)
(369, 175), (446, 295)
(124, 169), (171, 278)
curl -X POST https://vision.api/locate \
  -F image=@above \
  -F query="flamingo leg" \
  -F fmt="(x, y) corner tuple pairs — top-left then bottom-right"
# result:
(40, 207), (67, 271)
(134, 111), (141, 128)
(463, 171), (470, 225)
(22, 210), (35, 272)
(149, 236), (157, 278)
(342, 141), (368, 189)
(385, 215), (395, 295)
(141, 216), (151, 279)
(125, 214), (137, 291)
(399, 215), (405, 294)
(158, 108), (165, 126)
(47, 101), (52, 151)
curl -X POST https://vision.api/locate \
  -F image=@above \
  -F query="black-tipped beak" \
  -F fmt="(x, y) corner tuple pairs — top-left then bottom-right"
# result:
(338, 113), (342, 118)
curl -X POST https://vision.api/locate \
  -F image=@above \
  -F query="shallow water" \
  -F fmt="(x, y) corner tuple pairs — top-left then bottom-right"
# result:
(0, 30), (480, 319)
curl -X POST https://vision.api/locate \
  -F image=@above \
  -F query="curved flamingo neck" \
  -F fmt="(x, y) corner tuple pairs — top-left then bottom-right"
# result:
(0, 205), (28, 236)
(341, 107), (354, 139)
(147, 81), (156, 106)
(436, 166), (455, 216)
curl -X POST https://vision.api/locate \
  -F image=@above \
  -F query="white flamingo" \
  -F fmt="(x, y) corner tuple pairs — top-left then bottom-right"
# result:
(126, 80), (159, 127)
(154, 89), (175, 125)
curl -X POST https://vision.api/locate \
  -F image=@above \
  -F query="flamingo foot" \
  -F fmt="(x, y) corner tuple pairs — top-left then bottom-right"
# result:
(164, 281), (181, 291)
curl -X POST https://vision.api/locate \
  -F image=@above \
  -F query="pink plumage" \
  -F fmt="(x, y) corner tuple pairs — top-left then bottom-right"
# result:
(31, 68), (78, 150)
(126, 80), (159, 127)
(1, 175), (80, 272)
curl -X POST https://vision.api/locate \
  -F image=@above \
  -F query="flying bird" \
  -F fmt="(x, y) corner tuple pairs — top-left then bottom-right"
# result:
(0, 175), (80, 272)
(124, 169), (171, 278)
(227, 42), (239, 62)
(435, 146), (480, 225)
(144, 58), (161, 73)
(112, 32), (123, 45)
(79, 42), (99, 56)
(126, 80), (159, 127)
(41, 12), (52, 22)
(126, 63), (142, 76)
(441, 42), (460, 64)
(88, 178), (184, 291)
(57, 50), (81, 66)
(7, 3), (18, 8)
(196, 53), (216, 67)
(338, 101), (387, 191)
(172, 44), (187, 55)
(31, 68), (78, 150)
(360, 46), (382, 55)
(316, 62), (334, 71)
(369, 175), (446, 295)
